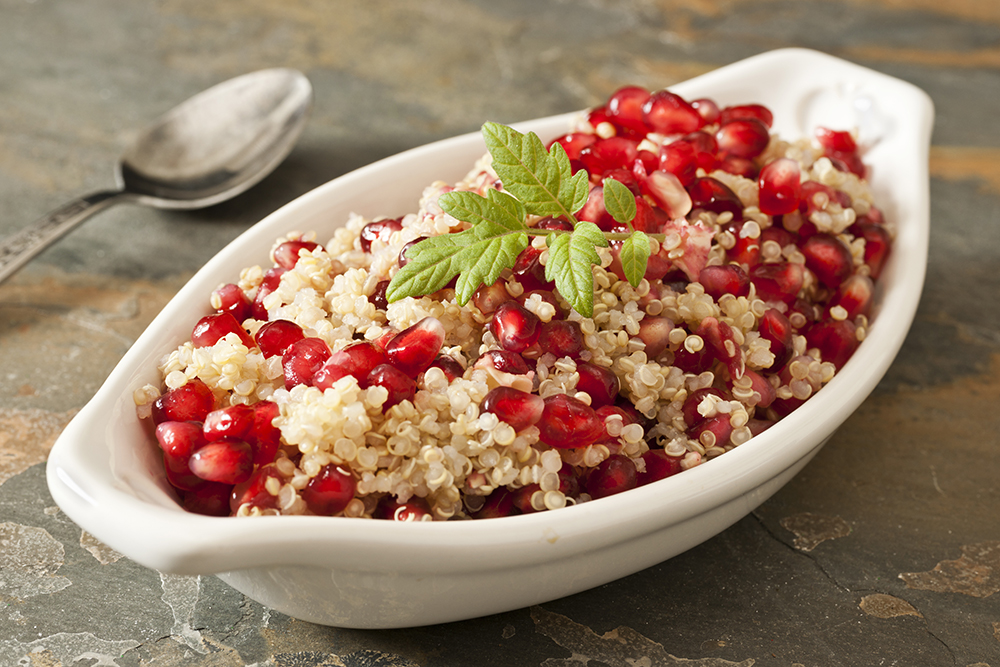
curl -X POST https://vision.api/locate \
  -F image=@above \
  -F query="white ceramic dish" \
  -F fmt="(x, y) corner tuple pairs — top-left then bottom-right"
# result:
(47, 48), (933, 629)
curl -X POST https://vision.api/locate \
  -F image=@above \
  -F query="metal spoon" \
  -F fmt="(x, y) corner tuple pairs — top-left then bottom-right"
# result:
(0, 68), (312, 284)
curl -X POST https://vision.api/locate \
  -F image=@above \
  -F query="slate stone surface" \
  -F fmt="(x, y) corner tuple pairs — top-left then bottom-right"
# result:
(1, 1), (998, 665)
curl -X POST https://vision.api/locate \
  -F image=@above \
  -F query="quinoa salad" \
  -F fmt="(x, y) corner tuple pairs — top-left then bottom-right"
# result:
(135, 85), (891, 520)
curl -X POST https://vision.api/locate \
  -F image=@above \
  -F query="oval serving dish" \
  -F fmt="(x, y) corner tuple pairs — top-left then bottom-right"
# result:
(47, 48), (933, 629)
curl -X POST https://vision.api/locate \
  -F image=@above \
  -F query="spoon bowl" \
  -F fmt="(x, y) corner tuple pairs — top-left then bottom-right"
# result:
(0, 68), (312, 282)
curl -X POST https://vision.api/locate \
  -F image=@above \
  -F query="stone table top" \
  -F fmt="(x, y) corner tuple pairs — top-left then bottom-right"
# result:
(1, 1), (998, 665)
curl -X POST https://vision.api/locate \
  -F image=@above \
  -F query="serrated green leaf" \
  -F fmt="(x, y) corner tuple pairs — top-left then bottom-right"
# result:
(482, 121), (584, 222)
(543, 221), (608, 318)
(438, 189), (527, 232)
(620, 231), (650, 288)
(602, 178), (637, 227)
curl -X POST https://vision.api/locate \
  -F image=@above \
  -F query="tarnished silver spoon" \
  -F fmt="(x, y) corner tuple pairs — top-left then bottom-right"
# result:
(0, 68), (312, 284)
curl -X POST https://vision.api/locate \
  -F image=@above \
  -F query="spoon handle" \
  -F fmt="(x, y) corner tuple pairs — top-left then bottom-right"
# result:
(0, 190), (125, 284)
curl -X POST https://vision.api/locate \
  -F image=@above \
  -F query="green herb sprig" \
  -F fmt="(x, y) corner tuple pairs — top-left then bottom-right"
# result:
(385, 121), (661, 318)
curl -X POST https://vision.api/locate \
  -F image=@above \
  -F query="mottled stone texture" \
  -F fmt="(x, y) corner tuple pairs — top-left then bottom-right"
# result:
(1, 0), (998, 665)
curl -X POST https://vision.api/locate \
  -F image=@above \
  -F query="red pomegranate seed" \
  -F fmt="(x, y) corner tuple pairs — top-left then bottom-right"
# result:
(538, 319), (584, 359)
(682, 387), (725, 427)
(385, 317), (445, 375)
(750, 261), (804, 304)
(696, 316), (744, 380)
(537, 394), (605, 449)
(594, 404), (635, 444)
(230, 463), (283, 513)
(368, 279), (390, 311)
(720, 103), (774, 128)
(806, 318), (859, 369)
(658, 140), (698, 186)
(273, 240), (320, 270)
(255, 319), (306, 358)
(690, 98), (721, 124)
(429, 355), (465, 382)
(575, 362), (620, 408)
(689, 414), (733, 448)
(155, 420), (208, 461)
(164, 459), (206, 492)
(740, 369), (776, 408)
(281, 337), (331, 388)
(182, 482), (234, 516)
(586, 455), (638, 499)
(535, 216), (574, 232)
(629, 196), (661, 234)
(852, 222), (891, 280)
(801, 233), (854, 289)
(672, 341), (713, 374)
(604, 168), (641, 195)
(250, 267), (286, 320)
(827, 150), (866, 178)
(510, 484), (541, 514)
(748, 418), (776, 437)
(636, 450), (683, 486)
(683, 130), (719, 171)
(606, 85), (651, 135)
(188, 438), (254, 485)
(815, 127), (857, 153)
(636, 315), (673, 359)
(758, 158), (802, 215)
(512, 246), (552, 293)
(579, 137), (640, 176)
(718, 155), (759, 179)
(698, 264), (750, 300)
(366, 363), (416, 409)
(203, 404), (254, 442)
(639, 169), (692, 218)
(252, 400), (281, 465)
(481, 386), (544, 431)
(758, 308), (794, 369)
(576, 184), (616, 231)
(301, 463), (356, 515)
(191, 312), (254, 349)
(212, 283), (251, 323)
(313, 341), (389, 390)
(831, 274), (874, 320)
(550, 132), (598, 161)
(642, 90), (703, 134)
(687, 177), (744, 218)
(374, 496), (432, 521)
(359, 218), (403, 253)
(490, 301), (541, 353)
(474, 488), (517, 519)
(483, 349), (532, 375)
(472, 279), (512, 315)
(151, 379), (216, 425)
(716, 118), (770, 159)
(397, 236), (427, 268)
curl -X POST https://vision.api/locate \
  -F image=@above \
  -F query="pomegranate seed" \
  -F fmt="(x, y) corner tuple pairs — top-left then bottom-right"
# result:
(182, 482), (234, 516)
(758, 308), (794, 369)
(481, 387), (544, 431)
(535, 216), (575, 232)
(586, 455), (638, 499)
(230, 463), (283, 513)
(397, 236), (426, 268)
(832, 274), (874, 320)
(510, 484), (541, 514)
(203, 404), (254, 442)
(606, 85), (651, 135)
(690, 98), (721, 124)
(164, 459), (206, 492)
(604, 168), (641, 195)
(474, 488), (517, 519)
(689, 414), (733, 448)
(490, 301), (541, 353)
(673, 340), (713, 374)
(550, 132), (598, 161)
(750, 261), (804, 304)
(151, 379), (216, 425)
(642, 90), (703, 134)
(537, 394), (604, 449)
(575, 362), (620, 408)
(801, 233), (853, 289)
(630, 196), (661, 234)
(806, 319), (859, 369)
(594, 404), (633, 444)
(687, 177), (744, 218)
(312, 341), (388, 390)
(188, 438), (254, 485)
(741, 368), (776, 408)
(252, 400), (282, 465)
(368, 279), (390, 311)
(720, 103), (773, 128)
(635, 315), (673, 359)
(359, 218), (403, 252)
(255, 319), (306, 358)
(366, 363), (416, 409)
(384, 317), (445, 375)
(579, 137), (639, 176)
(684, 130), (719, 171)
(636, 450), (683, 486)
(698, 264), (750, 300)
(372, 329), (396, 352)
(577, 185), (616, 231)
(658, 139), (698, 186)
(682, 387), (726, 427)
(374, 496), (432, 521)
(273, 240), (320, 270)
(716, 118), (770, 159)
(758, 158), (801, 215)
(537, 319), (584, 359)
(696, 316), (744, 380)
(212, 283), (251, 322)
(483, 349), (532, 375)
(472, 279), (512, 315)
(852, 222), (891, 280)
(155, 420), (208, 461)
(302, 463), (356, 515)
(281, 337), (331, 388)
(512, 246), (552, 293)
(639, 169), (692, 219)
(827, 150), (866, 178)
(747, 418), (776, 437)
(191, 312), (254, 349)
(718, 155), (759, 179)
(429, 355), (465, 382)
(815, 127), (857, 153)
(250, 267), (286, 320)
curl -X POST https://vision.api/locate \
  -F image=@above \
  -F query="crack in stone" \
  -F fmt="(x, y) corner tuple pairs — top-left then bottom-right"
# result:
(750, 511), (851, 594)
